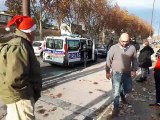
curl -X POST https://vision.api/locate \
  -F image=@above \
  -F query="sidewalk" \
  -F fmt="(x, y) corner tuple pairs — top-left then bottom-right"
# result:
(34, 61), (113, 120)
(99, 47), (160, 120)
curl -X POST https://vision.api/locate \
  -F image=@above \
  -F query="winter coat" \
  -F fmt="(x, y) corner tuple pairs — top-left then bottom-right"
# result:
(138, 45), (154, 68)
(0, 29), (42, 104)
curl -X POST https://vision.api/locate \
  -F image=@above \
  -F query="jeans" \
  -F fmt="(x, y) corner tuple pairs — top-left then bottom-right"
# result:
(112, 71), (132, 109)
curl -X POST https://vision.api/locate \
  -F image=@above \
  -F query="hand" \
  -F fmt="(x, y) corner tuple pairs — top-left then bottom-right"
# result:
(131, 71), (136, 78)
(106, 72), (112, 80)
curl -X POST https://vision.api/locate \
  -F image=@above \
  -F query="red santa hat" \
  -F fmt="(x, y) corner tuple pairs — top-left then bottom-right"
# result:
(5, 15), (36, 33)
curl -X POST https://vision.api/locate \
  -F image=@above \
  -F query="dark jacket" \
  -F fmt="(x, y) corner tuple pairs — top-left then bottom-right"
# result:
(0, 29), (42, 104)
(138, 45), (154, 68)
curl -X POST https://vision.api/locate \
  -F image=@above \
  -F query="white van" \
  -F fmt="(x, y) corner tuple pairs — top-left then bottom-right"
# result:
(43, 35), (97, 66)
(32, 41), (44, 57)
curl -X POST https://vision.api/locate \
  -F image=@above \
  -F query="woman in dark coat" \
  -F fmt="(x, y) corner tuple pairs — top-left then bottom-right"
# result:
(137, 39), (154, 82)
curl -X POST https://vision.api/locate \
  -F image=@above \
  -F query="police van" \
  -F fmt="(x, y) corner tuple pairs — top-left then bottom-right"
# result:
(43, 35), (97, 66)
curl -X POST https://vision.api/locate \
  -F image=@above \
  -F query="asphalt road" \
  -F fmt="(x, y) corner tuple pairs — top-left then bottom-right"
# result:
(38, 56), (106, 82)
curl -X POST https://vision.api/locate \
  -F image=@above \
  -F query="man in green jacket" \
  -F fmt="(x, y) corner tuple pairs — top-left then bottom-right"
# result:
(0, 15), (42, 120)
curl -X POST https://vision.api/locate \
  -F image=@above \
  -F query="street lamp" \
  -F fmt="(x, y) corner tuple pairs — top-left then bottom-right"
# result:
(150, 0), (156, 37)
(40, 0), (42, 41)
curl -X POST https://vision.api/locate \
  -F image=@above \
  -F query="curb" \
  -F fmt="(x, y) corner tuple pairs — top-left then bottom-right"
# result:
(96, 101), (113, 120)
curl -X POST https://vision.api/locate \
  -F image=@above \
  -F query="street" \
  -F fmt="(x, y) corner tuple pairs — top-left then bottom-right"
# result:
(39, 57), (106, 89)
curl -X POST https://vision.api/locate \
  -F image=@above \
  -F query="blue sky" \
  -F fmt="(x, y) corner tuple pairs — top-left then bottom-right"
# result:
(0, 0), (6, 11)
(113, 0), (160, 35)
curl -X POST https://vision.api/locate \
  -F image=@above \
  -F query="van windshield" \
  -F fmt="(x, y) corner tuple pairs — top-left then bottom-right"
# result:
(46, 38), (63, 49)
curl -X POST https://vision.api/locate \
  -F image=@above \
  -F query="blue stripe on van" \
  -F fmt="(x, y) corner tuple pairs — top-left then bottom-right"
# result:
(44, 49), (81, 59)
(44, 49), (64, 54)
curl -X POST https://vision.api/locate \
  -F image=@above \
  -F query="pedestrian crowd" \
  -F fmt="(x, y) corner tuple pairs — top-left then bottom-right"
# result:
(106, 33), (160, 118)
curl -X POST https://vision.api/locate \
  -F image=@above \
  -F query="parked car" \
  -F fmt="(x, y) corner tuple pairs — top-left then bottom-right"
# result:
(95, 44), (107, 57)
(32, 41), (44, 57)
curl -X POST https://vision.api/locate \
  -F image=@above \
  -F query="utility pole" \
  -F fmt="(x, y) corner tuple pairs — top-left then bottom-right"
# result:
(150, 0), (155, 37)
(22, 0), (30, 16)
(40, 0), (42, 41)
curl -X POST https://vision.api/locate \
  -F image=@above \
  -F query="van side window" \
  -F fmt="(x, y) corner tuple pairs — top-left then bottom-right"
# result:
(68, 40), (79, 51)
(88, 40), (93, 46)
(46, 39), (63, 49)
(88, 40), (93, 49)
(46, 39), (54, 48)
(54, 39), (63, 49)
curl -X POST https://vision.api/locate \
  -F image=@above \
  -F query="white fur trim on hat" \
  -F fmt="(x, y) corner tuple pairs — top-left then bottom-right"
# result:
(5, 27), (10, 31)
(20, 24), (36, 33)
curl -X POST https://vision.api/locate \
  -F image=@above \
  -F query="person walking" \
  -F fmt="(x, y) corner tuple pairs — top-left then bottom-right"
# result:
(0, 15), (42, 120)
(137, 39), (154, 82)
(149, 55), (160, 107)
(106, 33), (138, 117)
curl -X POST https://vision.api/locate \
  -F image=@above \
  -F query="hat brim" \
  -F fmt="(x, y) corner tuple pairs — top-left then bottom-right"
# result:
(20, 24), (36, 33)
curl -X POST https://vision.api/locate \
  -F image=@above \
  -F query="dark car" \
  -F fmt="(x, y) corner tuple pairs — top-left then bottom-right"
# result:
(95, 44), (107, 57)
